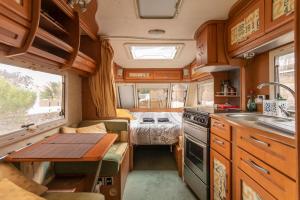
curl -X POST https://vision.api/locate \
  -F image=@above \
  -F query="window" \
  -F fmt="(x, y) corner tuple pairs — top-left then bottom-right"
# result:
(137, 84), (169, 109)
(171, 84), (188, 108)
(0, 64), (65, 136)
(270, 45), (295, 111)
(128, 44), (182, 60)
(197, 79), (214, 106)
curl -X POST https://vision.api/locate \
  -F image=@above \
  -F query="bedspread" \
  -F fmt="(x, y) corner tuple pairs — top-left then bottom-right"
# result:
(130, 112), (182, 145)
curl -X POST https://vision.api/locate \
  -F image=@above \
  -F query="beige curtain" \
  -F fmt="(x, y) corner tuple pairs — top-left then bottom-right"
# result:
(89, 39), (117, 117)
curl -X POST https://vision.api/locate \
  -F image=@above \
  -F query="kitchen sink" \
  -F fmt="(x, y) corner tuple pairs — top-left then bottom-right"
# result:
(226, 113), (266, 121)
(226, 113), (295, 135)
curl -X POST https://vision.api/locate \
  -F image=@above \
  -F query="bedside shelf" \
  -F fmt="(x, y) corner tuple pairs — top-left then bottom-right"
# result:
(215, 95), (240, 98)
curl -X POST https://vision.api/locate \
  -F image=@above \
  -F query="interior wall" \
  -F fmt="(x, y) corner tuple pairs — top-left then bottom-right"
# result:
(82, 77), (99, 120)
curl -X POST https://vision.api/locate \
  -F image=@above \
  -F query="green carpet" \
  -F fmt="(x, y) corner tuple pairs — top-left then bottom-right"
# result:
(123, 146), (197, 200)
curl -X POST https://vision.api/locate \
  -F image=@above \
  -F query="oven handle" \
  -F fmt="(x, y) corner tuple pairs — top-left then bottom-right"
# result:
(183, 120), (208, 132)
(185, 134), (207, 148)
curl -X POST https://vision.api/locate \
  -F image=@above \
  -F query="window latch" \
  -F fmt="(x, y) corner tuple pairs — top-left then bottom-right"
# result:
(21, 123), (35, 129)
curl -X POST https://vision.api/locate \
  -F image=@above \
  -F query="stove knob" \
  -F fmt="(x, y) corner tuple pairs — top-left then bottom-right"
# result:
(200, 119), (205, 123)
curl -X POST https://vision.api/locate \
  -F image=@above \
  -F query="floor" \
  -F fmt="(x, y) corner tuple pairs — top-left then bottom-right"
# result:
(123, 146), (197, 200)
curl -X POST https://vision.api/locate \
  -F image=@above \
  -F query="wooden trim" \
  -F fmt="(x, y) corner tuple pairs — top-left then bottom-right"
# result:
(194, 20), (226, 40)
(129, 108), (183, 112)
(228, 0), (256, 18)
(295, 0), (300, 197)
(63, 12), (80, 69)
(7, 0), (40, 56)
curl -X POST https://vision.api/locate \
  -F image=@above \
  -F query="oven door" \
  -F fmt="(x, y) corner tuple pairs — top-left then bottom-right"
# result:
(184, 134), (209, 184)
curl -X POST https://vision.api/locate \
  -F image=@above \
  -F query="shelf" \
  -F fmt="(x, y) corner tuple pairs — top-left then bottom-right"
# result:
(36, 28), (73, 52)
(40, 11), (69, 36)
(28, 46), (67, 64)
(215, 95), (240, 98)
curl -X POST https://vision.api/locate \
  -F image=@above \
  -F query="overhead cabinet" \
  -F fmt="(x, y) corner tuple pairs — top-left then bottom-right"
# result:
(227, 0), (295, 57)
(227, 0), (265, 53)
(0, 0), (98, 75)
(194, 21), (228, 67)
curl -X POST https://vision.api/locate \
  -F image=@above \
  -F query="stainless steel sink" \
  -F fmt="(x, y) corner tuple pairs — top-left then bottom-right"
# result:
(226, 113), (265, 121)
(226, 113), (295, 135)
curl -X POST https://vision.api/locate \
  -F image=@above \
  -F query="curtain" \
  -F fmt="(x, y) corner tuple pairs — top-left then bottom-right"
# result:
(89, 39), (117, 117)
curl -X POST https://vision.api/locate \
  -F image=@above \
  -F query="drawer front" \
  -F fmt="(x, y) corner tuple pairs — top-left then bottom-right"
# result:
(237, 148), (296, 200)
(211, 118), (231, 141)
(236, 128), (296, 180)
(211, 134), (231, 160)
(236, 168), (276, 200)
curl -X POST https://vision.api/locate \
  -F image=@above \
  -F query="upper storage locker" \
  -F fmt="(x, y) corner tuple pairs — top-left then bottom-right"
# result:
(0, 0), (33, 53)
(0, 0), (98, 75)
(227, 0), (295, 57)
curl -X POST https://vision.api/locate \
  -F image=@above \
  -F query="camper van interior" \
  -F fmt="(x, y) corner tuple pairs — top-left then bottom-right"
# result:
(0, 0), (299, 200)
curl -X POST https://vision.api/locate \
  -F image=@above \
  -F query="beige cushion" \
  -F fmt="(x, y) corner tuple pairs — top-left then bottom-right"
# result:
(42, 192), (105, 200)
(0, 178), (46, 200)
(76, 123), (107, 134)
(0, 162), (48, 195)
(60, 127), (77, 133)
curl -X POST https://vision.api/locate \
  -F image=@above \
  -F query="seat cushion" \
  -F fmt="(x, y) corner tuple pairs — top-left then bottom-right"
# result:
(0, 162), (48, 195)
(100, 142), (128, 177)
(42, 192), (105, 200)
(0, 178), (46, 200)
(76, 123), (107, 134)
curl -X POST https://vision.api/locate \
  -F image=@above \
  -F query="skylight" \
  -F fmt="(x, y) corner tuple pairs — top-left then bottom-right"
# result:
(130, 45), (178, 60)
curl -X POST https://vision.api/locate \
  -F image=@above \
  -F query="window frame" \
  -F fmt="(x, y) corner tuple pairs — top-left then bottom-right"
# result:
(0, 64), (67, 146)
(269, 43), (295, 110)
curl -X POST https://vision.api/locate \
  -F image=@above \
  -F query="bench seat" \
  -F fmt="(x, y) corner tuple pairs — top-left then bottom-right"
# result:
(100, 142), (128, 177)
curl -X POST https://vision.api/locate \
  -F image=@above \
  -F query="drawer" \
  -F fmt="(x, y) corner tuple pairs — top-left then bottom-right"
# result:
(211, 118), (231, 141)
(236, 128), (296, 179)
(236, 148), (296, 200)
(210, 134), (231, 160)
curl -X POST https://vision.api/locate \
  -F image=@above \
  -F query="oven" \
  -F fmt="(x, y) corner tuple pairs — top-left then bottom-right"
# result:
(183, 113), (210, 200)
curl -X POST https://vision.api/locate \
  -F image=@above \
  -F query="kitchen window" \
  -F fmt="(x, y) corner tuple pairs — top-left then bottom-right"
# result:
(270, 44), (295, 111)
(136, 84), (169, 109)
(0, 63), (65, 137)
(171, 84), (188, 108)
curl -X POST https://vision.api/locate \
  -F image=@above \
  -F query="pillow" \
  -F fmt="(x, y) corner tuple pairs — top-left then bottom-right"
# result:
(116, 109), (135, 120)
(0, 162), (48, 195)
(0, 178), (46, 200)
(77, 123), (107, 134)
(60, 126), (77, 134)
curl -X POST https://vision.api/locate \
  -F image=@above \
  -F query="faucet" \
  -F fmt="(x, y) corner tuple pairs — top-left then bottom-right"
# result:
(257, 82), (295, 117)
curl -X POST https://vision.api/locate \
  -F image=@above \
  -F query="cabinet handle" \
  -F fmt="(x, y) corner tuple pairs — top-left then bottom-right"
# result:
(249, 136), (270, 147)
(247, 160), (269, 175)
(213, 121), (225, 128)
(213, 139), (224, 146)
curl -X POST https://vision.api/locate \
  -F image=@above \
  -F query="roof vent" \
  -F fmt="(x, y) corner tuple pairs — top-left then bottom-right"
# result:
(148, 29), (166, 35)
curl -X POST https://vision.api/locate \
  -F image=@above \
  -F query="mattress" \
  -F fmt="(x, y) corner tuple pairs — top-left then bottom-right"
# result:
(130, 112), (182, 145)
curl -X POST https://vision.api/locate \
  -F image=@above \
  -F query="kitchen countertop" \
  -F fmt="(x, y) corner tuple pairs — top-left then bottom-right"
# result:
(211, 112), (296, 147)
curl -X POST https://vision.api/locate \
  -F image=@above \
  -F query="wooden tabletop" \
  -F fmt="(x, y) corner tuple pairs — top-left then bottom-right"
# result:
(5, 133), (118, 162)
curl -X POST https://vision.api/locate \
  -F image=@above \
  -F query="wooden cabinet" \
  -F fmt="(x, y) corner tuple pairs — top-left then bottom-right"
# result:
(194, 21), (227, 68)
(211, 134), (231, 160)
(236, 169), (276, 200)
(227, 0), (265, 52)
(122, 69), (183, 82)
(265, 0), (295, 33)
(210, 149), (231, 200)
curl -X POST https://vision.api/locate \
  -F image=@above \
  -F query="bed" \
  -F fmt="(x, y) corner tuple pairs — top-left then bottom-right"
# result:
(130, 112), (182, 145)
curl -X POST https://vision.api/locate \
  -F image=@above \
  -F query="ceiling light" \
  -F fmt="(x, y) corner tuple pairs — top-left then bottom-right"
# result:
(137, 0), (183, 19)
(129, 45), (181, 60)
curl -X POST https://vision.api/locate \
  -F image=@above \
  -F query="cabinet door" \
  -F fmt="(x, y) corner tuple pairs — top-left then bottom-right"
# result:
(227, 0), (265, 52)
(196, 27), (207, 66)
(236, 169), (276, 200)
(265, 0), (294, 32)
(0, 0), (32, 20)
(210, 149), (231, 200)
